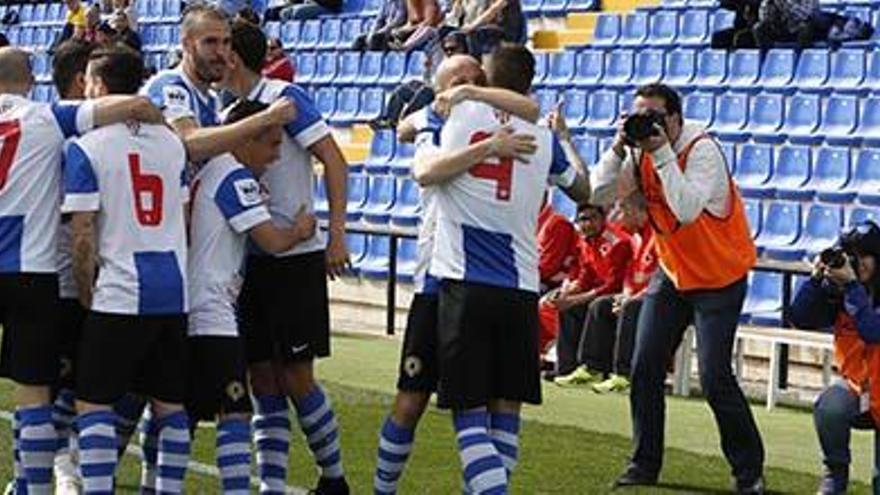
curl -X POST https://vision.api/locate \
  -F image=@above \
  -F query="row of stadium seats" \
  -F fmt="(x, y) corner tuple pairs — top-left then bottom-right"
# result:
(0, 3), (71, 27)
(345, 233), (419, 280)
(315, 174), (421, 226)
(272, 18), (372, 51)
(535, 48), (880, 94)
(739, 271), (808, 326)
(142, 23), (182, 52)
(295, 50), (426, 87)
(2, 25), (61, 50)
(313, 86), (386, 125)
(588, 8), (880, 48)
(522, 0), (597, 17)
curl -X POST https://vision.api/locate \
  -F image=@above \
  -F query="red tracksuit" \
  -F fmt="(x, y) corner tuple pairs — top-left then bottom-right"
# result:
(537, 204), (578, 352)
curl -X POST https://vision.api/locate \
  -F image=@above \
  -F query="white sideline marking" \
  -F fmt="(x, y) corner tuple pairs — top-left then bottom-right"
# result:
(0, 410), (309, 494)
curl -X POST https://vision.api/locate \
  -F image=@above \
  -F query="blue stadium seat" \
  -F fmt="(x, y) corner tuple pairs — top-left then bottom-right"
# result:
(357, 51), (383, 86)
(365, 130), (396, 174)
(573, 49), (604, 89)
(712, 93), (749, 142)
(336, 51), (360, 85)
(406, 51), (426, 81)
(742, 271), (783, 325)
(618, 13), (649, 46)
(849, 207), (880, 227)
(857, 97), (880, 147)
(346, 175), (368, 222)
(315, 88), (336, 118)
(339, 19), (363, 49)
(33, 3), (47, 24)
(265, 21), (281, 41)
(362, 0), (384, 16)
(534, 89), (558, 118)
(281, 21), (300, 49)
(533, 52), (548, 85)
(664, 49), (697, 91)
(545, 51), (576, 87)
(648, 11), (678, 47)
(694, 49), (728, 93)
(851, 149), (880, 205)
(757, 49), (796, 94)
(523, 0), (543, 17)
(764, 204), (842, 261)
(819, 95), (860, 146)
(572, 135), (599, 166)
(591, 14), (622, 47)
(678, 10), (709, 47)
(711, 9), (736, 33)
(743, 198), (761, 238)
(631, 49), (665, 86)
(569, 0), (596, 12)
(389, 142), (415, 175)
(397, 238), (418, 283)
(683, 92), (714, 127)
(781, 93), (822, 145)
(656, 0), (688, 11)
(541, 0), (568, 17)
(47, 3), (62, 23)
(773, 145), (813, 200)
(332, 87), (360, 125)
(583, 90), (619, 137)
(794, 49), (831, 94)
(748, 93), (785, 143)
(619, 92), (635, 115)
(551, 188), (577, 220)
(735, 143), (774, 198)
(312, 52), (338, 85)
(356, 87), (384, 122)
(829, 48), (867, 95)
(295, 52), (317, 84)
(726, 49), (761, 92)
(867, 50), (880, 94)
(391, 178), (421, 227)
(720, 141), (736, 174)
(318, 18), (342, 50)
(379, 52), (406, 86)
(755, 200), (802, 252)
(362, 175), (397, 224)
(164, 0), (180, 20)
(360, 235), (391, 279)
(603, 49), (635, 89)
(298, 20), (321, 50)
(812, 146), (853, 203)
(346, 233), (368, 274)
(314, 175), (329, 219)
(562, 89), (588, 130)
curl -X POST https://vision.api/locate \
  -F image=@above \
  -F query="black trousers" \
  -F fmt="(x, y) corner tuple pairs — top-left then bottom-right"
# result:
(556, 303), (588, 376)
(580, 295), (642, 377)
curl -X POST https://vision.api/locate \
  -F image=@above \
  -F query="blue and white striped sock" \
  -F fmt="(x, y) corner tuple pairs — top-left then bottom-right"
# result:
(52, 389), (77, 458)
(253, 395), (291, 494)
(217, 418), (251, 495)
(156, 411), (191, 494)
(114, 394), (146, 455)
(12, 409), (25, 493)
(139, 414), (159, 494)
(77, 410), (118, 494)
(488, 413), (520, 479)
(374, 416), (414, 495)
(453, 409), (507, 495)
(294, 386), (344, 480)
(18, 405), (58, 493)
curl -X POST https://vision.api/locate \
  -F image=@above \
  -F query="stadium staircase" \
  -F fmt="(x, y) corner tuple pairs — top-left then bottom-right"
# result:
(5, 0), (880, 408)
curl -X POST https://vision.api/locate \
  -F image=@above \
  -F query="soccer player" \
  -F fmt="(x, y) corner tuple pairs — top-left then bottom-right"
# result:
(62, 45), (191, 494)
(373, 53), (543, 495)
(187, 99), (318, 494)
(416, 44), (590, 493)
(0, 46), (166, 495)
(222, 19), (351, 494)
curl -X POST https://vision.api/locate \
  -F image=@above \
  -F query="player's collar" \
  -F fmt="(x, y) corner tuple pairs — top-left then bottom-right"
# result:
(246, 78), (268, 101)
(176, 68), (215, 107)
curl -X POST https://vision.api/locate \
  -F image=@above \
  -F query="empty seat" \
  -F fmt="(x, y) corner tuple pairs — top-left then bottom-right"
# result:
(867, 50), (880, 94)
(574, 49), (604, 89)
(711, 9), (736, 33)
(339, 19), (363, 48)
(741, 271), (783, 323)
(631, 49), (665, 86)
(856, 97), (880, 147)
(618, 12), (649, 46)
(406, 51), (426, 81)
(664, 49), (697, 91)
(748, 93), (785, 143)
(848, 207), (880, 226)
(726, 49), (761, 92)
(346, 175), (369, 221)
(758, 49), (796, 94)
(534, 89), (558, 118)
(828, 48), (867, 94)
(720, 141), (736, 174)
(360, 235), (391, 279)
(735, 143), (774, 197)
(541, 0), (568, 16)
(391, 178), (421, 227)
(561, 89), (588, 130)
(619, 92), (635, 115)
(264, 21), (281, 41)
(533, 52), (548, 85)
(346, 233), (368, 274)
(295, 52), (317, 84)
(812, 146), (853, 203)
(648, 11), (678, 47)
(819, 95), (860, 146)
(781, 93), (822, 145)
(583, 90), (619, 137)
(683, 92), (714, 127)
(389, 142), (415, 175)
(312, 52), (338, 85)
(850, 149), (880, 205)
(794, 50), (831, 93)
(298, 20), (321, 50)
(281, 21), (300, 48)
(522, 0), (543, 16)
(332, 87), (360, 125)
(356, 87), (384, 122)
(773, 145), (813, 200)
(603, 50), (635, 89)
(551, 188), (577, 219)
(364, 130), (396, 174)
(743, 198), (761, 238)
(545, 51), (576, 87)
(318, 18), (342, 50)
(357, 52), (383, 86)
(569, 0), (596, 12)
(363, 175), (397, 224)
(755, 200), (802, 251)
(591, 14), (621, 47)
(379, 52), (406, 86)
(764, 204), (842, 261)
(572, 135), (599, 166)
(678, 10), (709, 47)
(335, 51), (360, 85)
(712, 93), (749, 142)
(694, 49), (728, 93)
(314, 87), (336, 118)
(396, 238), (419, 283)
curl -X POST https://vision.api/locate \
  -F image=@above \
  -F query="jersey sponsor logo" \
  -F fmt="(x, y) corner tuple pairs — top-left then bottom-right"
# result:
(162, 85), (189, 108)
(233, 178), (262, 207)
(291, 343), (309, 355)
(404, 355), (423, 377)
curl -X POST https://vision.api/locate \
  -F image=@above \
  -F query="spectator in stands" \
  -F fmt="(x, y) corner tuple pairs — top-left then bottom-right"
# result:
(113, 0), (137, 31)
(235, 6), (262, 24)
(351, 0), (408, 51)
(753, 0), (820, 49)
(62, 0), (89, 41)
(547, 203), (632, 382)
(391, 0), (443, 50)
(262, 36), (294, 82)
(591, 83), (765, 492)
(84, 3), (102, 41)
(110, 11), (142, 52)
(280, 0), (345, 20)
(789, 222), (880, 495)
(94, 20), (117, 45)
(438, 0), (526, 57)
(711, 0), (760, 49)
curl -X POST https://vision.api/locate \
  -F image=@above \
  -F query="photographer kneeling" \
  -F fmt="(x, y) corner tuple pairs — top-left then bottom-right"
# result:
(789, 222), (880, 495)
(592, 83), (765, 493)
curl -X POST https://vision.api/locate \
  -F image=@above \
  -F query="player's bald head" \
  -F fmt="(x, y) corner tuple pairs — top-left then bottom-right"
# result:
(0, 47), (34, 93)
(434, 55), (486, 92)
(181, 4), (228, 38)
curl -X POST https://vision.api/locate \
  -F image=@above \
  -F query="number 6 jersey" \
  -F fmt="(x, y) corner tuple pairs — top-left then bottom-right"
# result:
(429, 101), (576, 294)
(62, 122), (189, 316)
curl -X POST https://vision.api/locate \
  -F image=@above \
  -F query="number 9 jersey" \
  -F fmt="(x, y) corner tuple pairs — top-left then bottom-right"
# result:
(62, 123), (189, 316)
(430, 101), (577, 294)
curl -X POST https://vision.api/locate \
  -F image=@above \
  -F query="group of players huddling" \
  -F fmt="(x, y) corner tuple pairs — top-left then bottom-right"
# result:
(0, 4), (590, 494)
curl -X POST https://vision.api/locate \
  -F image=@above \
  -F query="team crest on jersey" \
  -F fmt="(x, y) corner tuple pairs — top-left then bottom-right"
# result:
(233, 178), (262, 207)
(163, 85), (189, 107)
(225, 381), (246, 402)
(404, 355), (422, 377)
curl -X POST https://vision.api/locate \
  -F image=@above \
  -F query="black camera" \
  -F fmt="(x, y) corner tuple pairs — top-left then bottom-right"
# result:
(623, 109), (666, 145)
(820, 247), (849, 269)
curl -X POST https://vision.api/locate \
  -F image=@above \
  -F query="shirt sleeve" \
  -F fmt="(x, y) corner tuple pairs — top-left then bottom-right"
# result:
(51, 100), (96, 138)
(653, 138), (731, 224)
(281, 85), (331, 148)
(148, 81), (196, 124)
(214, 168), (272, 233)
(539, 219), (575, 283)
(548, 136), (577, 188)
(61, 141), (100, 213)
(843, 282), (880, 344)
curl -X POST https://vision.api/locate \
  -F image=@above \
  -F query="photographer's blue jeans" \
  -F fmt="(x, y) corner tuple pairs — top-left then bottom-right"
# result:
(629, 270), (765, 482)
(813, 381), (880, 491)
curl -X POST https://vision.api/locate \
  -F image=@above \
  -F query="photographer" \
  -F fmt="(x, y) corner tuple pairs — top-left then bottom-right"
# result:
(788, 222), (880, 494)
(592, 83), (765, 493)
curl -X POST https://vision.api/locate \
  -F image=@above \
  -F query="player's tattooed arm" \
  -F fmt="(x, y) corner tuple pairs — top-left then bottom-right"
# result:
(71, 212), (98, 309)
(249, 206), (317, 254)
(434, 85), (540, 123)
(92, 95), (165, 127)
(309, 136), (351, 279)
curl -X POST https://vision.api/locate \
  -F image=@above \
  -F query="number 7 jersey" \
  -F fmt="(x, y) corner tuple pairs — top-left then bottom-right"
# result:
(62, 123), (189, 316)
(429, 101), (576, 294)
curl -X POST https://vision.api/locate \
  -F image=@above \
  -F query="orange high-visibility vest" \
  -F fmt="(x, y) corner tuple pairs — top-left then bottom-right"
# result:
(637, 135), (756, 291)
(834, 312), (880, 426)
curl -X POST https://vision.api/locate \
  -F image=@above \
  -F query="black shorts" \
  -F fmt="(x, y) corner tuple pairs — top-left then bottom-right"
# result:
(239, 251), (331, 364)
(57, 298), (87, 390)
(75, 312), (188, 405)
(0, 274), (61, 386)
(436, 280), (542, 410)
(186, 336), (252, 422)
(397, 294), (439, 393)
